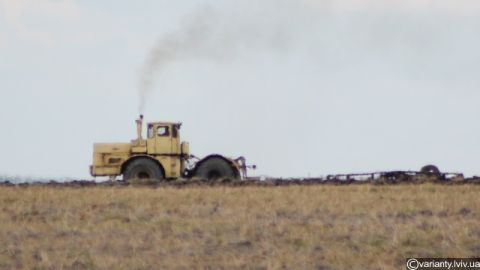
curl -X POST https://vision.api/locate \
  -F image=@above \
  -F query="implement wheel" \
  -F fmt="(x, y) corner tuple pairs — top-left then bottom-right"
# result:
(123, 158), (164, 181)
(194, 157), (238, 180)
(420, 165), (441, 175)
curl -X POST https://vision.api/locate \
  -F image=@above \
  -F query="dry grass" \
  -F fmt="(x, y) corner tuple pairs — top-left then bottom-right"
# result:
(0, 184), (479, 270)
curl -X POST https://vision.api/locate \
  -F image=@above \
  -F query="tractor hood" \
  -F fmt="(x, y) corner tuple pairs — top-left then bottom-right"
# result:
(91, 143), (132, 177)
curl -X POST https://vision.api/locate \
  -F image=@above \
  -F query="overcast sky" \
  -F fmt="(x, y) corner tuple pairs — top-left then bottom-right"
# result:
(1, 0), (480, 179)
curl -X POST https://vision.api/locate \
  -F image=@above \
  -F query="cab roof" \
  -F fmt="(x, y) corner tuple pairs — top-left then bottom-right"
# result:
(147, 121), (182, 127)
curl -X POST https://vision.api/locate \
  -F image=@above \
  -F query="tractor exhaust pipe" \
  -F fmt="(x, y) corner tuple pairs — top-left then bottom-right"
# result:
(136, 114), (144, 140)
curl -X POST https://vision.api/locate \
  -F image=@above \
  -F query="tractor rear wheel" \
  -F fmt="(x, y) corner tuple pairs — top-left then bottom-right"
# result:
(194, 157), (238, 180)
(123, 158), (164, 181)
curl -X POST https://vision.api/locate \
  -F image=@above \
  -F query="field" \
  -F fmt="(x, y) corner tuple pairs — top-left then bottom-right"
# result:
(0, 183), (479, 270)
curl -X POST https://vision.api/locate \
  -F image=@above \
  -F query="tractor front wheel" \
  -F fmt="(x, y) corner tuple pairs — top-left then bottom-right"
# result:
(194, 157), (238, 180)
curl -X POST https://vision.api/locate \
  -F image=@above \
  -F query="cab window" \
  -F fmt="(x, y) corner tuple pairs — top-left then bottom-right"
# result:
(172, 125), (178, 138)
(157, 126), (170, 137)
(147, 125), (154, 138)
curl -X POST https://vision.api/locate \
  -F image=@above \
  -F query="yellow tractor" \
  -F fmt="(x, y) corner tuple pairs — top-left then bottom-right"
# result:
(90, 115), (253, 181)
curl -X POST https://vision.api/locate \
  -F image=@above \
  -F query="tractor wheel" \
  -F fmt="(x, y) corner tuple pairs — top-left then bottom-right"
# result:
(420, 165), (441, 175)
(194, 157), (238, 180)
(123, 158), (164, 181)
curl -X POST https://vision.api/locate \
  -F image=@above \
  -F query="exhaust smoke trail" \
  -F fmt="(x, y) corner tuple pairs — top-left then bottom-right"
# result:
(137, 0), (480, 113)
(137, 7), (216, 113)
(136, 4), (290, 113)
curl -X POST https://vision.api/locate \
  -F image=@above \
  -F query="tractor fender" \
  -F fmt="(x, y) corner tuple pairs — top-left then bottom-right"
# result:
(121, 155), (166, 177)
(192, 154), (241, 178)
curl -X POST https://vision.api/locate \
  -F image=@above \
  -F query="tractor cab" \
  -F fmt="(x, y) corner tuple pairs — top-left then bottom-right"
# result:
(146, 122), (183, 156)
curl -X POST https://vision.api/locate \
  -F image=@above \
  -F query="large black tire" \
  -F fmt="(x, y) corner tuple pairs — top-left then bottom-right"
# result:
(194, 157), (238, 180)
(420, 165), (441, 175)
(123, 158), (164, 181)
